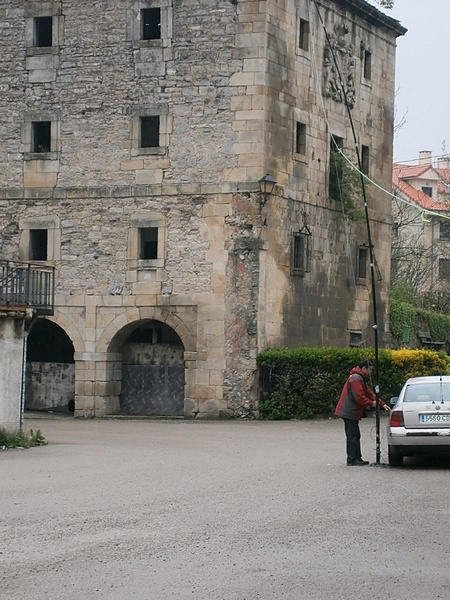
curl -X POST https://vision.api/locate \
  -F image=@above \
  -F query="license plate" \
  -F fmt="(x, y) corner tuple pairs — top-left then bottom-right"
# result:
(421, 414), (450, 422)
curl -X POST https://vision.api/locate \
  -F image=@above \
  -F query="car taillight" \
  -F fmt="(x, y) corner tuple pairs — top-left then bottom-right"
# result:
(390, 410), (405, 427)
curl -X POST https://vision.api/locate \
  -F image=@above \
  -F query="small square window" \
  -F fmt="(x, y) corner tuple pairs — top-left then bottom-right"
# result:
(29, 229), (48, 261)
(140, 116), (160, 148)
(299, 19), (309, 51)
(139, 227), (158, 259)
(34, 16), (53, 47)
(141, 8), (161, 40)
(422, 186), (432, 197)
(32, 121), (51, 153)
(295, 122), (306, 156)
(357, 246), (368, 280)
(349, 329), (363, 347)
(363, 50), (371, 80)
(361, 145), (370, 176)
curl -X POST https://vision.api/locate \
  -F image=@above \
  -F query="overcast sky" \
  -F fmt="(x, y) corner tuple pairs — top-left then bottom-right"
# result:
(368, 0), (449, 165)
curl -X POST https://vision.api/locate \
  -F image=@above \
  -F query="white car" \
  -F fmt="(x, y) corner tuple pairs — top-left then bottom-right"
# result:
(387, 375), (450, 467)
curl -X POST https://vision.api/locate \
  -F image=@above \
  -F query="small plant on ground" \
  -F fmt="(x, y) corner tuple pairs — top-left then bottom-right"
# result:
(0, 428), (47, 449)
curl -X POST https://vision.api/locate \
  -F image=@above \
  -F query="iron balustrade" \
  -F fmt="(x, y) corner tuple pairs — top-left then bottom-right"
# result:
(0, 260), (55, 315)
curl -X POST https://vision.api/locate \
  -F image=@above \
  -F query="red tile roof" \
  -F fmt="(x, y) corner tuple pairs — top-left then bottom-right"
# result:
(393, 163), (450, 212)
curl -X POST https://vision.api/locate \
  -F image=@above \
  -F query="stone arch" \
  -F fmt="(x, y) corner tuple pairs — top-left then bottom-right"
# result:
(42, 311), (85, 354)
(98, 306), (195, 354)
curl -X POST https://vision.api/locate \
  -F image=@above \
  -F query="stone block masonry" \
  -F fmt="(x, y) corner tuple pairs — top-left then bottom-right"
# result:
(0, 1), (405, 418)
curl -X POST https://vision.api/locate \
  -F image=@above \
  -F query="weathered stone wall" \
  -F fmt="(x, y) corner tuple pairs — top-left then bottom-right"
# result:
(0, 316), (25, 431)
(25, 362), (75, 412)
(0, 0), (403, 417)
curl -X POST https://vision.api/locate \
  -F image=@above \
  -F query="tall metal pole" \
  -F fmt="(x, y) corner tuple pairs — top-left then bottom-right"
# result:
(313, 0), (381, 463)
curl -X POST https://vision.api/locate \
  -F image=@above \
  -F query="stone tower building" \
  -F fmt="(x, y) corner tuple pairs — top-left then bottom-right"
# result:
(0, 0), (405, 418)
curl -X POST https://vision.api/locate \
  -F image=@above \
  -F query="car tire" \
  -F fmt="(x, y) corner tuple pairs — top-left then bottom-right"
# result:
(388, 446), (403, 467)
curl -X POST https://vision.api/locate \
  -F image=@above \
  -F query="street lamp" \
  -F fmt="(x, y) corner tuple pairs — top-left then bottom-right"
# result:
(258, 173), (277, 210)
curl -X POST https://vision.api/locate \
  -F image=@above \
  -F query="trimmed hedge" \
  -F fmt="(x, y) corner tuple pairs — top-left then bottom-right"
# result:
(257, 347), (450, 420)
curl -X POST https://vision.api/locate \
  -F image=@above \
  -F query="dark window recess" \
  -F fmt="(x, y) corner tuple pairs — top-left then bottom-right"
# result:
(358, 246), (368, 279)
(299, 19), (309, 51)
(349, 329), (363, 347)
(363, 50), (371, 80)
(292, 227), (312, 274)
(295, 122), (306, 155)
(139, 227), (158, 259)
(422, 186), (432, 197)
(439, 259), (450, 280)
(32, 121), (51, 153)
(35, 16), (53, 47)
(361, 145), (370, 175)
(29, 229), (48, 261)
(140, 116), (160, 148)
(440, 220), (450, 241)
(329, 136), (344, 201)
(141, 8), (161, 40)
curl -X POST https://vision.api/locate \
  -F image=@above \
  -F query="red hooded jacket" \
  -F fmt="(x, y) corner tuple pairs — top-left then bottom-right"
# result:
(334, 366), (385, 421)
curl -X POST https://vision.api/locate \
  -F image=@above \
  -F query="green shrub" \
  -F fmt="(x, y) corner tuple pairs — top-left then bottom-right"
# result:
(257, 347), (450, 420)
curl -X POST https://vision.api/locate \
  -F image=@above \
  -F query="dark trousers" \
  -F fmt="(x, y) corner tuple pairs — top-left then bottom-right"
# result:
(343, 418), (362, 463)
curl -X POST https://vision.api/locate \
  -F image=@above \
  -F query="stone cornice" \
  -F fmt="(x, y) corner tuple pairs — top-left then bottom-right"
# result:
(319, 0), (407, 37)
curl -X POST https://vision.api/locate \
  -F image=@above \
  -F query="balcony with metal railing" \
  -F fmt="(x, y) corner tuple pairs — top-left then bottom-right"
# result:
(0, 260), (55, 315)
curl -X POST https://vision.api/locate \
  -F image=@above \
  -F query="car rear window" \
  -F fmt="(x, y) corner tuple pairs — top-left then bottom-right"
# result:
(404, 382), (450, 403)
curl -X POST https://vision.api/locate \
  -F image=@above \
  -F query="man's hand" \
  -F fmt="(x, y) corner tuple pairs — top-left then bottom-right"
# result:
(371, 401), (391, 412)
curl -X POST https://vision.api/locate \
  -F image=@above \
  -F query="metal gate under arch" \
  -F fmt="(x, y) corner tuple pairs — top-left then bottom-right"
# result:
(119, 320), (185, 416)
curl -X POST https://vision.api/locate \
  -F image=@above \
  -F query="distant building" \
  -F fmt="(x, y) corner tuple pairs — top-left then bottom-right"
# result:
(0, 0), (405, 419)
(392, 151), (450, 294)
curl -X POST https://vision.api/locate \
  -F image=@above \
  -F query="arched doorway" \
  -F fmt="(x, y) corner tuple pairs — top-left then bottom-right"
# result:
(26, 319), (75, 413)
(119, 319), (185, 416)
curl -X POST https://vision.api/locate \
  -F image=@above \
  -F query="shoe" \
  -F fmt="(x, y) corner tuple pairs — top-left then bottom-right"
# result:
(347, 459), (369, 466)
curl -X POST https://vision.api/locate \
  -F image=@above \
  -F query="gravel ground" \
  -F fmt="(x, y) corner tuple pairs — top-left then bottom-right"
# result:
(1, 415), (450, 600)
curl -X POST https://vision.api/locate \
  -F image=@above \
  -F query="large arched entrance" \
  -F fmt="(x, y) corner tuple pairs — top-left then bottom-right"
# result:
(26, 319), (75, 414)
(119, 319), (185, 416)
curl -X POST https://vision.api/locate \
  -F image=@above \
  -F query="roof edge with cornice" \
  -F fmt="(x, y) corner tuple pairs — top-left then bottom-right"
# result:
(322, 0), (407, 37)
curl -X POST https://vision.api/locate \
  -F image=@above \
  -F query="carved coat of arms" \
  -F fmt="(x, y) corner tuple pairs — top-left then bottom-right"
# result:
(323, 23), (357, 108)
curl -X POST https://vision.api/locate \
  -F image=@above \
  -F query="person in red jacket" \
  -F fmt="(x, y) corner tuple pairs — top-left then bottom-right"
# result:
(335, 360), (390, 466)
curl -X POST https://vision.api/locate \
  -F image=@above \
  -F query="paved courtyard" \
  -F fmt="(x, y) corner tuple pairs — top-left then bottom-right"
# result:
(1, 415), (450, 599)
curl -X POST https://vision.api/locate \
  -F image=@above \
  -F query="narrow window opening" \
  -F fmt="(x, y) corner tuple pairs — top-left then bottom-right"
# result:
(329, 136), (344, 201)
(363, 50), (372, 80)
(29, 230), (48, 261)
(35, 16), (53, 47)
(140, 116), (160, 148)
(440, 220), (450, 241)
(295, 122), (306, 156)
(361, 145), (370, 176)
(139, 227), (158, 260)
(299, 19), (310, 51)
(292, 226), (312, 275)
(439, 258), (450, 280)
(358, 246), (368, 279)
(32, 121), (51, 153)
(141, 8), (161, 40)
(392, 221), (399, 239)
(422, 186), (432, 197)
